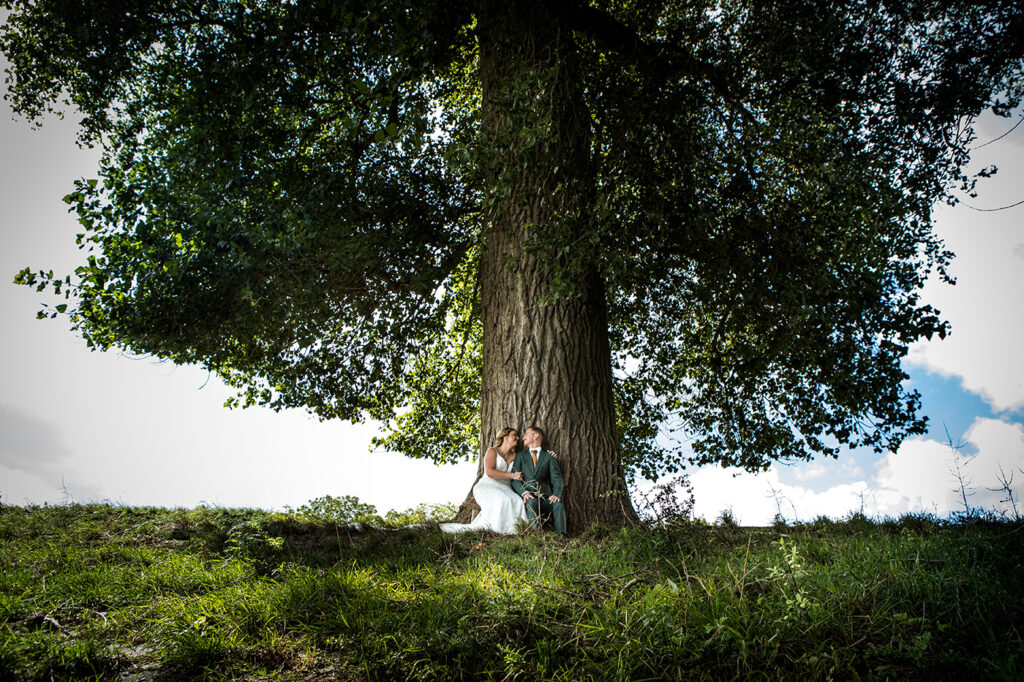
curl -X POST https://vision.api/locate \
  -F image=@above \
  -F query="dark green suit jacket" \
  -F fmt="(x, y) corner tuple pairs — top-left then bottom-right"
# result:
(510, 448), (563, 500)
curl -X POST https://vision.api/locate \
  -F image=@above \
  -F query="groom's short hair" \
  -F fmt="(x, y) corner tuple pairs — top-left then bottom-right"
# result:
(526, 425), (545, 445)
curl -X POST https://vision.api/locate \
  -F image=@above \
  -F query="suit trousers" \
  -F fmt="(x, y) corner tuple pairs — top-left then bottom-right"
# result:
(525, 496), (566, 535)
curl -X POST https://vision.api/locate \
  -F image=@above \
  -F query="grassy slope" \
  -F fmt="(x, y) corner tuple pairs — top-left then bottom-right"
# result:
(1, 504), (1022, 681)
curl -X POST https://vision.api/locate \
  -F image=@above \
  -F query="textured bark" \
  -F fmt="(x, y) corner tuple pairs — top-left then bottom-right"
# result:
(452, 0), (636, 530)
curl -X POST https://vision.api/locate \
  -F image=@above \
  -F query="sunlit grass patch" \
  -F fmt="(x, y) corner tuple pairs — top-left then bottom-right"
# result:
(1, 503), (1022, 680)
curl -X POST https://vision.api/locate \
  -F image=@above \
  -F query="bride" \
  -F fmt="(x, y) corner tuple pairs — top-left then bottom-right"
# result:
(440, 427), (528, 534)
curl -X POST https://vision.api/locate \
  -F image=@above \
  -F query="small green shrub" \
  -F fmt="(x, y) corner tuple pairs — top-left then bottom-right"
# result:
(290, 495), (457, 528)
(715, 507), (739, 528)
(291, 495), (383, 526)
(381, 502), (459, 526)
(632, 473), (695, 525)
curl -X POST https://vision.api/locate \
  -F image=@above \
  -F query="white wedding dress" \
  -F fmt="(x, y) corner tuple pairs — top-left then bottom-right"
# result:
(440, 453), (527, 534)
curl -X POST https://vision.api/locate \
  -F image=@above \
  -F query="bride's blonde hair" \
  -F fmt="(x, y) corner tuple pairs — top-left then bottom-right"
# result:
(493, 426), (518, 449)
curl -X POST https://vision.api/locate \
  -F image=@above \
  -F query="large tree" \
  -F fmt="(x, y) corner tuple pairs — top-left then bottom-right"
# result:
(5, 0), (1022, 528)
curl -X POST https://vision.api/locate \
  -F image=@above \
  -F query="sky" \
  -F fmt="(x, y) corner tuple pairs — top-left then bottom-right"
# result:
(2, 54), (1022, 525)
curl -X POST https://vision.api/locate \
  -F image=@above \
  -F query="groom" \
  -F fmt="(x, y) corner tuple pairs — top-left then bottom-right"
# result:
(510, 426), (567, 536)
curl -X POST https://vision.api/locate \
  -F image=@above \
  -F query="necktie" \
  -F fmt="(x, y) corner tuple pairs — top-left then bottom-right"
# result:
(531, 448), (539, 467)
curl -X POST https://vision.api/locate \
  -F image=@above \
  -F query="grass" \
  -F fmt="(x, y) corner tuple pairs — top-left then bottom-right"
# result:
(1, 503), (1022, 680)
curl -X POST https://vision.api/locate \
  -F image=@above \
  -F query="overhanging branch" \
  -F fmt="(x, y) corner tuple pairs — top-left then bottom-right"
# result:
(554, 0), (757, 125)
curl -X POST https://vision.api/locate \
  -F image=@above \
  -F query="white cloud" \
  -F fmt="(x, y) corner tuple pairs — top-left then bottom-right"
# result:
(686, 465), (869, 526)
(906, 111), (1024, 413)
(682, 417), (1024, 525)
(792, 461), (827, 481)
(865, 417), (1024, 518)
(0, 404), (71, 475)
(957, 418), (1024, 512)
(870, 437), (960, 516)
(0, 361), (480, 512)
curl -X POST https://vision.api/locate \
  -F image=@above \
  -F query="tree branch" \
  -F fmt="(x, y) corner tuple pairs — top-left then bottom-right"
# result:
(554, 0), (757, 125)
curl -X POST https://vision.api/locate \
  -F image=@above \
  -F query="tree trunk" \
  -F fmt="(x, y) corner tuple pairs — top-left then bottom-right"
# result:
(451, 0), (637, 531)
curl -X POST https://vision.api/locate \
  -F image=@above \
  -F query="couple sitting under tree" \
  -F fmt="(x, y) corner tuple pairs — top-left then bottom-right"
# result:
(440, 426), (566, 537)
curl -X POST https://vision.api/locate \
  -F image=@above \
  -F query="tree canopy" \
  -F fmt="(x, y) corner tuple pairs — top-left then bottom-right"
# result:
(6, 0), (1023, 488)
